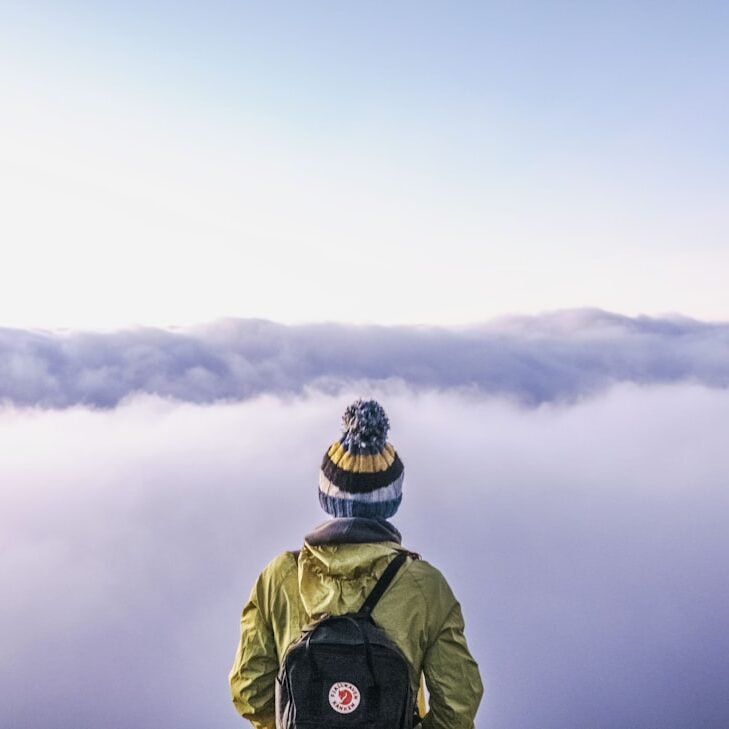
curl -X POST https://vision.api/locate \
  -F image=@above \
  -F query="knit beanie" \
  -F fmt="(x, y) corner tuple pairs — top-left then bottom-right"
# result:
(319, 399), (405, 519)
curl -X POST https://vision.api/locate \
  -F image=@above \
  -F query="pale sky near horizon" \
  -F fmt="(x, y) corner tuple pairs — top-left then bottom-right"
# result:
(1, 1), (727, 330)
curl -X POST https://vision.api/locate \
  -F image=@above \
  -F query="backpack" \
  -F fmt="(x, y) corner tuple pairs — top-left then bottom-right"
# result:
(275, 551), (417, 729)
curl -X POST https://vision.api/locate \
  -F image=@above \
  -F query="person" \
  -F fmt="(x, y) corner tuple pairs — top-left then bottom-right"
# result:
(229, 399), (484, 728)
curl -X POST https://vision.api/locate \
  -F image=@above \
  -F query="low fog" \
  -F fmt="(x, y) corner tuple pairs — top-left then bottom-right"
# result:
(2, 309), (728, 408)
(2, 385), (728, 728)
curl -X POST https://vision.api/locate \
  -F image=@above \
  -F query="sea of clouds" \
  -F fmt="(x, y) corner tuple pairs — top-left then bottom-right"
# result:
(2, 308), (728, 408)
(1, 311), (728, 728)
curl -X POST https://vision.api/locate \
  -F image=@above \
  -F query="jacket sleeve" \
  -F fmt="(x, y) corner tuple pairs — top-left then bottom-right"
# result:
(229, 570), (278, 729)
(421, 599), (484, 729)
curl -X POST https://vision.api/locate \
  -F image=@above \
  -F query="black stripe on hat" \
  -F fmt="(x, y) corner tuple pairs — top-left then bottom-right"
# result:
(320, 452), (404, 494)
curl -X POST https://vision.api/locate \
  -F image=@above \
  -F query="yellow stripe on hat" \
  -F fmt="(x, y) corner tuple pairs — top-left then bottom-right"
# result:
(331, 445), (396, 473)
(382, 444), (397, 466)
(327, 441), (346, 465)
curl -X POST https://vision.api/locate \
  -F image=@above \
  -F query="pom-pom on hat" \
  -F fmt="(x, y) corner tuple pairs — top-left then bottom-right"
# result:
(319, 399), (404, 519)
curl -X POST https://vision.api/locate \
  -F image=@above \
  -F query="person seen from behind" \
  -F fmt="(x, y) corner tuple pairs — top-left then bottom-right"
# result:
(229, 399), (484, 728)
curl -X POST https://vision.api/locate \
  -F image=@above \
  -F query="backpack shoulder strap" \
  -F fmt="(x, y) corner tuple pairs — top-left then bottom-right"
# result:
(360, 551), (409, 616)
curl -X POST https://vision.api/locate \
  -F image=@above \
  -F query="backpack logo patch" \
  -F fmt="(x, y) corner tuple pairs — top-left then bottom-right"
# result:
(328, 682), (361, 714)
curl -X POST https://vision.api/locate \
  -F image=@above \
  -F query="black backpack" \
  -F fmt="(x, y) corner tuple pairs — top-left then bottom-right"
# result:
(275, 551), (416, 729)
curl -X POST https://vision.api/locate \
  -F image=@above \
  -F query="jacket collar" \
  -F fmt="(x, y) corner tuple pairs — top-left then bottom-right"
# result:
(304, 517), (402, 546)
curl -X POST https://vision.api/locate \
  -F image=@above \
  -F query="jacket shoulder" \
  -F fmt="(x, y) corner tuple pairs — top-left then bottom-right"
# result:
(405, 555), (452, 587)
(264, 550), (299, 573)
(401, 556), (458, 613)
(252, 550), (299, 601)
(260, 550), (299, 580)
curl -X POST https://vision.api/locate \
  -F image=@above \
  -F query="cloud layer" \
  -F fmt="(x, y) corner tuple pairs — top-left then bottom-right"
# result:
(2, 309), (729, 408)
(2, 386), (728, 728)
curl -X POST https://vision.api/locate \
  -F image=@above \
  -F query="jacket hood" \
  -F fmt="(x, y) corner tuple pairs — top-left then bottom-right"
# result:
(298, 518), (403, 617)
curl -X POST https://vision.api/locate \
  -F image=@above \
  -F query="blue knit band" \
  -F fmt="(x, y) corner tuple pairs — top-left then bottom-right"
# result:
(318, 492), (402, 519)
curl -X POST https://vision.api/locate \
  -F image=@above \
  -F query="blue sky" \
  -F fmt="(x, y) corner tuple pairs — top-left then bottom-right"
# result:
(1, 1), (727, 327)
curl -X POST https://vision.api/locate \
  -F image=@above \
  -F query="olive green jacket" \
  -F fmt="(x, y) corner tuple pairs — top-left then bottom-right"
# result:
(229, 539), (483, 729)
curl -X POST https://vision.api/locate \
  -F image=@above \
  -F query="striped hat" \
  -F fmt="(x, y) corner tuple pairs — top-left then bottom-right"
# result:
(319, 399), (405, 519)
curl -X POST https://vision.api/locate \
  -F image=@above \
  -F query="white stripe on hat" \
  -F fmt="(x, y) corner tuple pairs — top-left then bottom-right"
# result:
(318, 470), (404, 503)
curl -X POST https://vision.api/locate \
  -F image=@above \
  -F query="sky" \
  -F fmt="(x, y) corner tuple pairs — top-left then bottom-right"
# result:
(1, 1), (728, 328)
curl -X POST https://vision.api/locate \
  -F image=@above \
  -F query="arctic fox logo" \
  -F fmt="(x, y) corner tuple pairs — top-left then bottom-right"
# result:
(328, 682), (361, 714)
